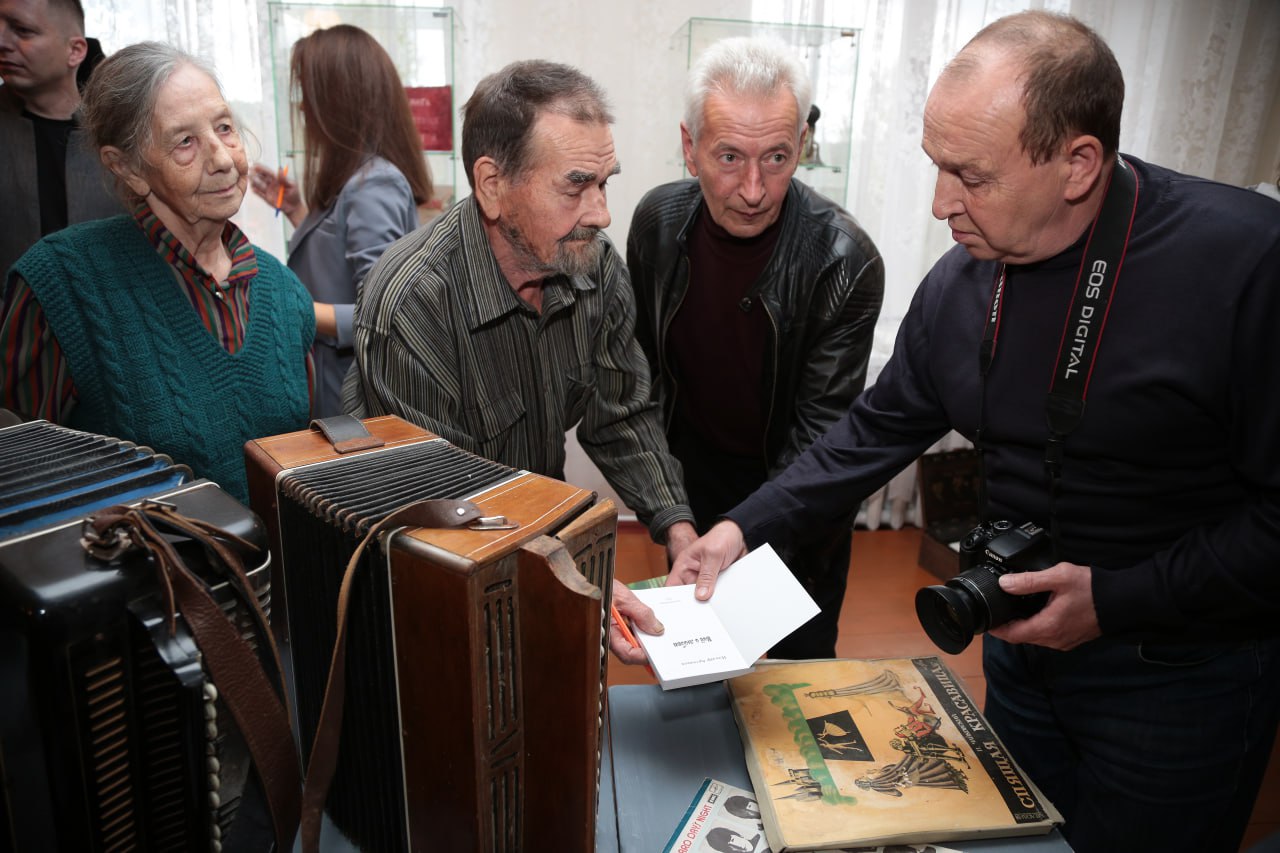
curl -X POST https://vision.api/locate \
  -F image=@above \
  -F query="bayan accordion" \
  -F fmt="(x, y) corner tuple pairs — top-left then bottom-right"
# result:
(244, 415), (617, 852)
(0, 420), (276, 852)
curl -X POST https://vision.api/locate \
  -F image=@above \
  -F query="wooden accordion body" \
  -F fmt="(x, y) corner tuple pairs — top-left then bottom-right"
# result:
(244, 416), (616, 852)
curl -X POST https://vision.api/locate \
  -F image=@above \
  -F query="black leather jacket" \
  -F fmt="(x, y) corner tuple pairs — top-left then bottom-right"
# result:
(627, 178), (884, 476)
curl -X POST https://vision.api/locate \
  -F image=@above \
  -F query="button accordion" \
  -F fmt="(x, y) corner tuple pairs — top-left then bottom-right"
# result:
(0, 419), (275, 851)
(244, 415), (617, 852)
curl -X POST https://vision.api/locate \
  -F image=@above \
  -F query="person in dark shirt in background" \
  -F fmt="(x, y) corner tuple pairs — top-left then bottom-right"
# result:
(0, 0), (119, 275)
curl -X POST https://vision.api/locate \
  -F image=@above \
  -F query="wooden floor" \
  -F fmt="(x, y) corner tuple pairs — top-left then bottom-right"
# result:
(607, 523), (1279, 851)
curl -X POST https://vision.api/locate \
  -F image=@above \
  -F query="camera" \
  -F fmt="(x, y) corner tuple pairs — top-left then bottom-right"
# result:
(914, 520), (1055, 654)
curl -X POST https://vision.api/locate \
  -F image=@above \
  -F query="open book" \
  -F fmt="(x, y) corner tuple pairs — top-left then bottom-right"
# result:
(630, 544), (819, 690)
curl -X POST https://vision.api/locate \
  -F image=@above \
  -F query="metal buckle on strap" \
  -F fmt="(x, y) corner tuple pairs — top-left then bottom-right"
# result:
(468, 515), (519, 531)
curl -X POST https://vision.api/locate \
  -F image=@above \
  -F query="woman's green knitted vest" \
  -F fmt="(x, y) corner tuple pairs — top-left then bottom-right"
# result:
(14, 215), (314, 501)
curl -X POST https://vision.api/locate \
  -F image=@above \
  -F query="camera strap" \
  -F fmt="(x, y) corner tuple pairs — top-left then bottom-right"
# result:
(976, 155), (1140, 555)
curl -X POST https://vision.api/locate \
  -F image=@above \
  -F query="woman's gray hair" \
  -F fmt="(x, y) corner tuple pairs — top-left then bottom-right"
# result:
(81, 41), (220, 192)
(683, 37), (812, 144)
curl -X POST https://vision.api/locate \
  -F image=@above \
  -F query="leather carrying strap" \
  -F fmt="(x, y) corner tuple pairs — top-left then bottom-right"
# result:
(81, 501), (301, 852)
(310, 415), (385, 454)
(299, 498), (485, 853)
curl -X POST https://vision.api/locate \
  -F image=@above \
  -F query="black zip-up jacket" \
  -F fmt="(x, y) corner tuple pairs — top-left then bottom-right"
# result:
(626, 178), (884, 476)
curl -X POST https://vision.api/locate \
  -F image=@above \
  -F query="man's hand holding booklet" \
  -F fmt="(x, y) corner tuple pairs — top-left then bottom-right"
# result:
(628, 544), (820, 689)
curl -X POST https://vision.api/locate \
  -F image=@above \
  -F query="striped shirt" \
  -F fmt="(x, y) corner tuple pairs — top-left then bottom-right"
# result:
(345, 195), (693, 540)
(1, 201), (312, 421)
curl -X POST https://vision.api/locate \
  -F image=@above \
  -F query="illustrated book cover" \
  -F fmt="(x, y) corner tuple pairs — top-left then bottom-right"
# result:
(631, 544), (819, 690)
(727, 657), (1062, 851)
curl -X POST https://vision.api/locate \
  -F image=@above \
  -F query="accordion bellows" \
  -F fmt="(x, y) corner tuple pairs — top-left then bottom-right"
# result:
(0, 420), (271, 851)
(245, 416), (617, 852)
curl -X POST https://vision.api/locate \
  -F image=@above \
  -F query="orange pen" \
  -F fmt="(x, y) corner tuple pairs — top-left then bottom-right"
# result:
(611, 603), (654, 677)
(273, 164), (289, 217)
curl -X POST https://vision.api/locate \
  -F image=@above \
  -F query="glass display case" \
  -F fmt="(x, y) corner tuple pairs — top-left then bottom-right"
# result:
(674, 17), (860, 205)
(266, 3), (457, 227)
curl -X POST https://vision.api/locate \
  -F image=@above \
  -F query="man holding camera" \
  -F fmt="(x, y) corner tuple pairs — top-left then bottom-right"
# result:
(671, 11), (1280, 853)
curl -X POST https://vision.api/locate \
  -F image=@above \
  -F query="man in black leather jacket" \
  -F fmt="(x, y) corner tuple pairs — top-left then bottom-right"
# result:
(627, 37), (883, 658)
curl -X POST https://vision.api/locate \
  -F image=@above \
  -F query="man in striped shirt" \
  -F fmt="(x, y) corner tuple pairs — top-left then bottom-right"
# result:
(344, 60), (697, 663)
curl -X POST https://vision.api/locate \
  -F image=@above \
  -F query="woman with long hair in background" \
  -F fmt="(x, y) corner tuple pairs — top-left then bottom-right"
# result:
(251, 24), (432, 416)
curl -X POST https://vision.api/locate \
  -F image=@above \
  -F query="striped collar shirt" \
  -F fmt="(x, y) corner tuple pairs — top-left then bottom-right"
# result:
(346, 196), (693, 540)
(133, 202), (259, 352)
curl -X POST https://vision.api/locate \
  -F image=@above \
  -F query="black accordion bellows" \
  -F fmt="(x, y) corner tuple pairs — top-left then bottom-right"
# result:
(279, 442), (517, 849)
(0, 421), (273, 852)
(247, 417), (616, 853)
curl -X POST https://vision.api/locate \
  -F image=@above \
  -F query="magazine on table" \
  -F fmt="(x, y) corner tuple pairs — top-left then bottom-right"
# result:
(727, 657), (1062, 851)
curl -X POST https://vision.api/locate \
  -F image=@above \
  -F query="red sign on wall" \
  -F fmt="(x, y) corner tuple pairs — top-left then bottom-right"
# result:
(405, 86), (453, 151)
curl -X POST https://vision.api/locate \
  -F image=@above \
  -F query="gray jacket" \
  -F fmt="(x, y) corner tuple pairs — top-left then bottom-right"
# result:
(287, 156), (418, 417)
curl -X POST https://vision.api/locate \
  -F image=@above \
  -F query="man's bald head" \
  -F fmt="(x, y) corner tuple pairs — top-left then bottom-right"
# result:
(939, 10), (1123, 165)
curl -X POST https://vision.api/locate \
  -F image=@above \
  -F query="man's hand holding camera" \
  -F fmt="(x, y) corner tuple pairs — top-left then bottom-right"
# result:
(990, 563), (1101, 651)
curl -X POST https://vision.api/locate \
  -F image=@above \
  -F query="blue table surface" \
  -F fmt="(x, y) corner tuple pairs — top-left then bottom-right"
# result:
(598, 682), (1073, 853)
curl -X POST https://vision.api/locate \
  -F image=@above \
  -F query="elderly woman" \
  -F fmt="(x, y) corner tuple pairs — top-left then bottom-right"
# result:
(0, 42), (313, 502)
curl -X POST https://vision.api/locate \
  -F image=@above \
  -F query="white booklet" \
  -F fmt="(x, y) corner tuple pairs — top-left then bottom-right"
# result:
(631, 544), (820, 690)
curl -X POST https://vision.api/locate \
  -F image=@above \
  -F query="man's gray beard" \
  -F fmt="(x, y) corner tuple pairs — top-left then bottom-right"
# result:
(501, 223), (602, 278)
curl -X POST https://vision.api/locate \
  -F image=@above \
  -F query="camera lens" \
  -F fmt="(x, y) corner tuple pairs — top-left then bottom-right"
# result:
(918, 521), (1056, 654)
(915, 583), (984, 655)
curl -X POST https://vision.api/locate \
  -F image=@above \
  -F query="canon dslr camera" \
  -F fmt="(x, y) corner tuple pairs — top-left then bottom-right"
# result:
(914, 520), (1054, 654)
